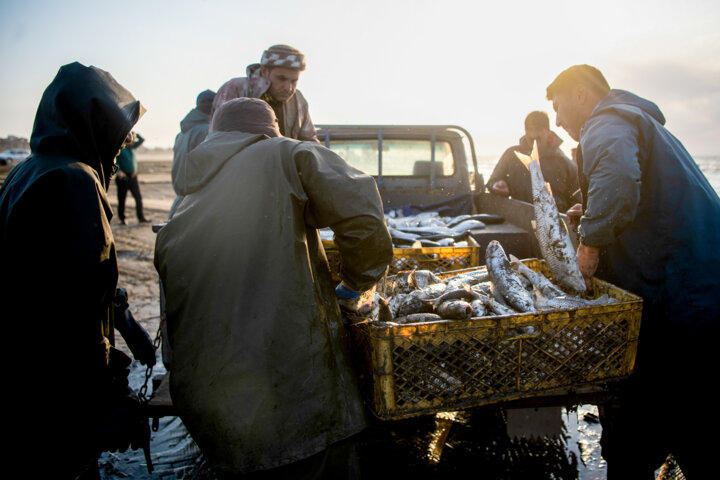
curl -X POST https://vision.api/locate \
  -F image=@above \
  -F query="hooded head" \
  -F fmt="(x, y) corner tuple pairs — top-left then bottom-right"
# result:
(29, 62), (145, 189)
(210, 97), (281, 138)
(196, 89), (216, 115)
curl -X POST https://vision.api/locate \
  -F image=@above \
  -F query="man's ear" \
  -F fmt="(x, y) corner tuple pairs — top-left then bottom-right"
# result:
(575, 84), (588, 105)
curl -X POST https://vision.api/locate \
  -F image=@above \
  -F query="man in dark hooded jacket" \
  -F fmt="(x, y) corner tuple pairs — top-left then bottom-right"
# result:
(547, 64), (720, 479)
(155, 97), (392, 477)
(486, 110), (579, 213)
(169, 89), (215, 219)
(0, 62), (152, 479)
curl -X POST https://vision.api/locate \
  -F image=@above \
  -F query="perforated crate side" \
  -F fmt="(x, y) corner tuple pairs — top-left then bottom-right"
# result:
(323, 237), (481, 283)
(349, 261), (642, 420)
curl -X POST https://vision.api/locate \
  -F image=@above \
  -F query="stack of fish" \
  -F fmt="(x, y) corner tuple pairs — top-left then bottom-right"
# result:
(319, 211), (504, 247)
(371, 240), (615, 325)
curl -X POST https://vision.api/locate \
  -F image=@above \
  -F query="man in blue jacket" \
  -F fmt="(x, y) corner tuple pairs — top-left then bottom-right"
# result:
(546, 64), (720, 479)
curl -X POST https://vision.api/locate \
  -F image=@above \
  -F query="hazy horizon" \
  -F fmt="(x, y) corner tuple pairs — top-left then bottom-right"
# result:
(1, 0), (718, 157)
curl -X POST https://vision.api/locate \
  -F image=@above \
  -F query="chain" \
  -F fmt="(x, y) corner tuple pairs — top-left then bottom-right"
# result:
(138, 313), (164, 405)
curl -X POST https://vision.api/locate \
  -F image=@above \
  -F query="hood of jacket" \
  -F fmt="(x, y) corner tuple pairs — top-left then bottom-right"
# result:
(590, 89), (666, 126)
(181, 130), (268, 194)
(179, 108), (210, 134)
(29, 62), (144, 190)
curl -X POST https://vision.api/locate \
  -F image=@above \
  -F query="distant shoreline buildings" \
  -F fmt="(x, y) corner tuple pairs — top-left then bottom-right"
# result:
(0, 135), (30, 152)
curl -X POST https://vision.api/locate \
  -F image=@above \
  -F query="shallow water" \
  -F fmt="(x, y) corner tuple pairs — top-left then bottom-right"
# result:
(100, 354), (612, 479)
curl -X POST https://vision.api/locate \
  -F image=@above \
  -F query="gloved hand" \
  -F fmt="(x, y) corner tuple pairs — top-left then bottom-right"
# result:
(98, 348), (151, 454)
(116, 309), (156, 367)
(576, 243), (600, 291)
(96, 347), (154, 472)
(114, 288), (156, 367)
(336, 282), (377, 325)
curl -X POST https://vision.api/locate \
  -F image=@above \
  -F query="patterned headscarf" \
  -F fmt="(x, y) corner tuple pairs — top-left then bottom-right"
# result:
(260, 44), (306, 71)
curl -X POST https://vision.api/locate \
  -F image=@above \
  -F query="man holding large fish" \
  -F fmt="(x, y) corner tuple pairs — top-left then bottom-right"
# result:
(546, 64), (720, 479)
(154, 98), (392, 477)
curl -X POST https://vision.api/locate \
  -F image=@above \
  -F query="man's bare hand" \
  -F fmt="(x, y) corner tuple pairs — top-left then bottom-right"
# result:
(576, 243), (599, 290)
(566, 203), (583, 231)
(491, 180), (509, 196)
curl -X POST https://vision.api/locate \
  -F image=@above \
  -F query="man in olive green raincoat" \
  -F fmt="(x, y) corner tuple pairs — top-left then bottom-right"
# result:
(154, 98), (392, 477)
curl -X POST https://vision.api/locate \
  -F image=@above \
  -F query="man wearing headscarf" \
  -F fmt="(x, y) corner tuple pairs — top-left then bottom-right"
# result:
(0, 62), (153, 478)
(212, 44), (318, 142)
(169, 89), (216, 219)
(155, 97), (392, 477)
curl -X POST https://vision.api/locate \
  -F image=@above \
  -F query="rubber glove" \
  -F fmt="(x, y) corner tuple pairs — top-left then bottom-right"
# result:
(335, 282), (362, 300)
(114, 288), (156, 367)
(336, 282), (377, 325)
(576, 243), (600, 291)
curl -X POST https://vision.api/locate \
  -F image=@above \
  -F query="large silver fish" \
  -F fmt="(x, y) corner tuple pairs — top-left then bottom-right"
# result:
(508, 254), (566, 299)
(515, 142), (586, 293)
(532, 287), (617, 311)
(485, 240), (535, 313)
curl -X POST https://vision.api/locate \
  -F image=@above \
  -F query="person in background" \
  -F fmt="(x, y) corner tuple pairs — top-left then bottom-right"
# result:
(211, 44), (318, 142)
(546, 64), (720, 478)
(115, 131), (150, 224)
(0, 62), (154, 479)
(486, 110), (579, 213)
(155, 97), (392, 478)
(169, 89), (216, 219)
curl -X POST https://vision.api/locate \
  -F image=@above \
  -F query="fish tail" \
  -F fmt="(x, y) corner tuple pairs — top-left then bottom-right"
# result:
(514, 140), (540, 170)
(514, 150), (533, 169)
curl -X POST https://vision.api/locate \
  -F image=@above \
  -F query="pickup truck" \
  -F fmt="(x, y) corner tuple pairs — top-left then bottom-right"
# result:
(315, 124), (558, 262)
(148, 124), (592, 416)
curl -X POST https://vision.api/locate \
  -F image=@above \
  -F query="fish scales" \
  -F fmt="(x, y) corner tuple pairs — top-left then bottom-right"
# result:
(485, 240), (535, 313)
(515, 142), (586, 293)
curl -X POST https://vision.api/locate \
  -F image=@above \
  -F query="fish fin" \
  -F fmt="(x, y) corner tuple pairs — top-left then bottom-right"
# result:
(545, 182), (554, 197)
(530, 219), (537, 236)
(514, 150), (533, 168)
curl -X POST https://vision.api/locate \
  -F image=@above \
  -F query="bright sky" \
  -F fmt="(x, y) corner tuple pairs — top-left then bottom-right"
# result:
(1, 0), (719, 157)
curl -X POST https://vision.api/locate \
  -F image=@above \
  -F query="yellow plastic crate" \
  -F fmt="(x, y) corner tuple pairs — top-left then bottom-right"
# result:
(348, 259), (642, 420)
(323, 236), (481, 283)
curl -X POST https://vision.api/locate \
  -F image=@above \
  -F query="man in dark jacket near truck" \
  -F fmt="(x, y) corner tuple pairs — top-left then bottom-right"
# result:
(0, 62), (153, 479)
(547, 64), (720, 478)
(487, 110), (578, 213)
(155, 97), (392, 478)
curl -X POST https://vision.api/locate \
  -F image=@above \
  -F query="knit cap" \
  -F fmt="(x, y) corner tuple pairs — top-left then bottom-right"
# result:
(260, 45), (306, 71)
(210, 97), (281, 138)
